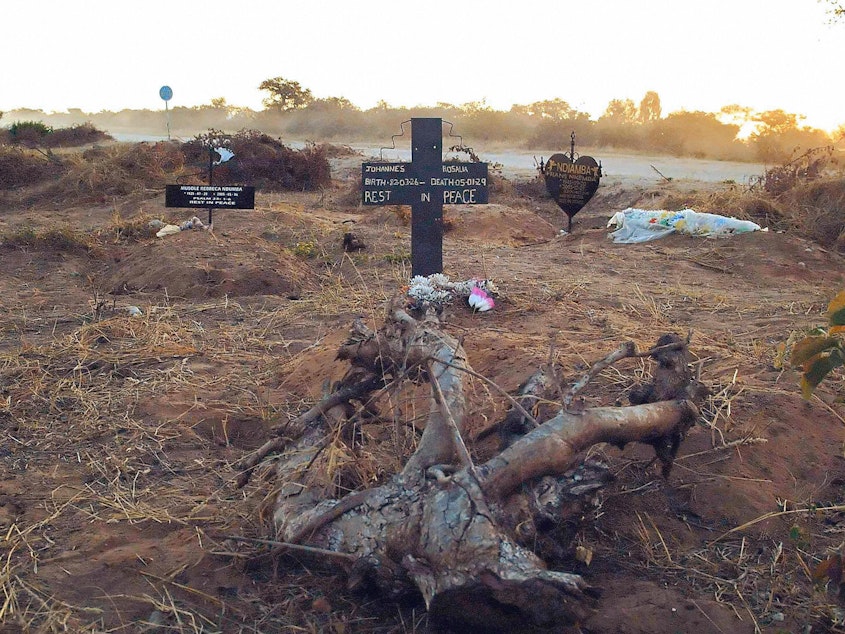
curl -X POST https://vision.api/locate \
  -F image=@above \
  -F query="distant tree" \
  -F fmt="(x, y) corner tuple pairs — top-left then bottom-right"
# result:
(460, 99), (493, 116)
(748, 109), (830, 162)
(259, 77), (314, 111)
(718, 104), (753, 127)
(594, 99), (641, 149)
(310, 96), (358, 111)
(524, 100), (594, 148)
(649, 110), (741, 157)
(754, 109), (803, 134)
(7, 108), (44, 121)
(210, 97), (228, 109)
(600, 98), (638, 124)
(638, 91), (662, 123)
(523, 98), (582, 121)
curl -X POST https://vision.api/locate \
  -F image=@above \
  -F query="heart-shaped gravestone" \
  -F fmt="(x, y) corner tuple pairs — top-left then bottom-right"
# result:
(544, 154), (602, 230)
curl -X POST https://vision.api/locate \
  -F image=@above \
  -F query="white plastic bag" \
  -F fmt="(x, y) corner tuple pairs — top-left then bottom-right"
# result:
(607, 208), (761, 243)
(155, 224), (181, 237)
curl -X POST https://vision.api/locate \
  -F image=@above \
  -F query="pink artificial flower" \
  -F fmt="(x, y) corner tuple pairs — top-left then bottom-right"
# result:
(468, 287), (494, 312)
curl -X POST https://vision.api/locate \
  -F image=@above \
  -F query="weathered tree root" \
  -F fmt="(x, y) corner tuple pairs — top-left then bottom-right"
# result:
(234, 372), (383, 488)
(249, 300), (705, 630)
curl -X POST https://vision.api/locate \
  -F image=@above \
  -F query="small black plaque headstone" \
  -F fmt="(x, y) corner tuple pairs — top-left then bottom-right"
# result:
(165, 184), (255, 210)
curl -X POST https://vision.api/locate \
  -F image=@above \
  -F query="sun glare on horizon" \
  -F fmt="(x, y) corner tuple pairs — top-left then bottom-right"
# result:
(1, 0), (843, 134)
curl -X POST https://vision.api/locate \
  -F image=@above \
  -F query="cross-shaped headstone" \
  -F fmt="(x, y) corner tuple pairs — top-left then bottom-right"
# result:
(362, 118), (488, 276)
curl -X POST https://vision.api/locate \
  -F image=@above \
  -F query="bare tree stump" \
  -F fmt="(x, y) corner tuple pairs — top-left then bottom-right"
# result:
(254, 298), (706, 631)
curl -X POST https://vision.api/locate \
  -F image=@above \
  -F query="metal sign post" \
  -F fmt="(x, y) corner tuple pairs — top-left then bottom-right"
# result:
(361, 118), (489, 277)
(208, 146), (215, 225)
(202, 142), (237, 225)
(159, 85), (173, 141)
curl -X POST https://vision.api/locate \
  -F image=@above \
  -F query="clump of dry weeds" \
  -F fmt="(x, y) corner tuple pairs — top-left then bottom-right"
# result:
(0, 146), (63, 190)
(0, 225), (100, 255)
(3, 132), (334, 209)
(181, 130), (331, 192)
(656, 166), (845, 252)
(0, 121), (110, 148)
(0, 253), (427, 632)
(43, 123), (111, 148)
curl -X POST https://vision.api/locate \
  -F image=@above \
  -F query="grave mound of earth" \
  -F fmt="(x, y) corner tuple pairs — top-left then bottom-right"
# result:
(446, 204), (558, 244)
(98, 230), (317, 300)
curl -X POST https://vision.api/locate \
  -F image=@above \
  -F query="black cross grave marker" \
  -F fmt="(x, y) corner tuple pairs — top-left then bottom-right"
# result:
(361, 118), (488, 277)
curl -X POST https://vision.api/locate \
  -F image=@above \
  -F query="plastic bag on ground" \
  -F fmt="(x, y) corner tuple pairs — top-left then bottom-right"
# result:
(156, 216), (209, 238)
(607, 208), (762, 244)
(180, 216), (207, 231)
(155, 224), (181, 237)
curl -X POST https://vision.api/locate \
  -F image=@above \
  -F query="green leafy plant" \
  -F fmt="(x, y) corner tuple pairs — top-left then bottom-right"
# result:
(382, 249), (410, 264)
(790, 290), (845, 398)
(292, 240), (318, 258)
(9, 120), (52, 137)
(7, 120), (54, 151)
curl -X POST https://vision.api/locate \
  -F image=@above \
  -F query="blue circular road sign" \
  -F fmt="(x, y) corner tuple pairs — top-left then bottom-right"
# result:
(159, 85), (173, 101)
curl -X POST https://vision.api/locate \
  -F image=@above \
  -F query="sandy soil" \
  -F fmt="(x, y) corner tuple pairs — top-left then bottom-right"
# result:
(0, 151), (844, 633)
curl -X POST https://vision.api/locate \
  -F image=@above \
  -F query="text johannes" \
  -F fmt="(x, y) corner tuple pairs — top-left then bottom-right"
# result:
(363, 163), (486, 204)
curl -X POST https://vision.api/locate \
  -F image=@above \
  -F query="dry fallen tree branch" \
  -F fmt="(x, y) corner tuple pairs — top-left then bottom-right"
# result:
(235, 373), (383, 487)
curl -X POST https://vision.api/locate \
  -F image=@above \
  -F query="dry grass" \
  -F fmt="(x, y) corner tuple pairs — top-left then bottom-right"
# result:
(0, 146), (63, 190)
(584, 376), (845, 633)
(2, 134), (335, 211)
(0, 249), (434, 632)
(0, 275), (838, 632)
(59, 143), (187, 199)
(0, 225), (100, 256)
(615, 511), (845, 632)
(0, 312), (256, 630)
(655, 168), (845, 252)
(0, 145), (843, 631)
(510, 264), (845, 631)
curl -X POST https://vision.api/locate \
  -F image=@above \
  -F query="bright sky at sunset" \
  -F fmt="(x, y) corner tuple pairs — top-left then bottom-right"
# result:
(3, 0), (844, 131)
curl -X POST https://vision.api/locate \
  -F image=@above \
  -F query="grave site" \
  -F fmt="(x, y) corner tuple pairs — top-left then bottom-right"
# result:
(1, 126), (845, 634)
